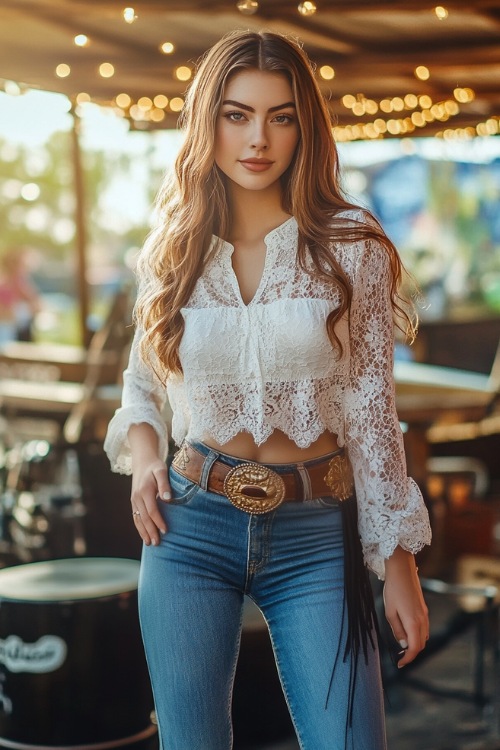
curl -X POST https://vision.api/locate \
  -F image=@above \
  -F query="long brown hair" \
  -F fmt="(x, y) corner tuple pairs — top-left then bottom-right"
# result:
(135, 29), (416, 377)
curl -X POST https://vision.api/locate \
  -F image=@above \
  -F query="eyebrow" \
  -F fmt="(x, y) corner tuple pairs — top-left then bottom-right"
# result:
(222, 99), (296, 113)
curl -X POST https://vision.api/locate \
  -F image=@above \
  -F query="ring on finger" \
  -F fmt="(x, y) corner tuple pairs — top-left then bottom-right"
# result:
(132, 510), (141, 516)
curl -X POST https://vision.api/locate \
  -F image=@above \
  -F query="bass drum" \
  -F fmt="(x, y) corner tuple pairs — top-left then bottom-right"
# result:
(0, 557), (156, 749)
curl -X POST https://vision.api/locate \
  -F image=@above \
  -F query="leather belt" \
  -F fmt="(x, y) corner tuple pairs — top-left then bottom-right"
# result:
(171, 442), (353, 514)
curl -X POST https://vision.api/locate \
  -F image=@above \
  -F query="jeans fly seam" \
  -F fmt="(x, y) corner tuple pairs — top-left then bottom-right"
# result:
(246, 513), (274, 589)
(244, 514), (253, 592)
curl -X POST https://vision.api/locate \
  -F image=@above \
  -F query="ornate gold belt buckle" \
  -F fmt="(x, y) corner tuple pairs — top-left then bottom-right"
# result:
(223, 463), (286, 514)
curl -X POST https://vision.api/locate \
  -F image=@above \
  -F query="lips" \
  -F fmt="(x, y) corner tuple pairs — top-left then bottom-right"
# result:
(239, 158), (274, 172)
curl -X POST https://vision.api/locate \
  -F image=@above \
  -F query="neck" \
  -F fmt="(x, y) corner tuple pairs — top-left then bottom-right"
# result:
(227, 182), (290, 244)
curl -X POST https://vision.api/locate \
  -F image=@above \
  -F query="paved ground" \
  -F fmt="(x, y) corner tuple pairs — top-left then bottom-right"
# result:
(240, 588), (500, 750)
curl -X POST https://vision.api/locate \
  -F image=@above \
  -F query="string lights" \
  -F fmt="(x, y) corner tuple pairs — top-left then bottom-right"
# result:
(16, 2), (486, 139)
(331, 86), (478, 141)
(235, 0), (319, 15)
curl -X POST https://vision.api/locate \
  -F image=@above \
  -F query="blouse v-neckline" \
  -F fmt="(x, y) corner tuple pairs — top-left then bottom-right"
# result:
(215, 216), (297, 308)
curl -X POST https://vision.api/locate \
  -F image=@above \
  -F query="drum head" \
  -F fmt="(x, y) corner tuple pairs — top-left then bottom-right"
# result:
(0, 557), (140, 602)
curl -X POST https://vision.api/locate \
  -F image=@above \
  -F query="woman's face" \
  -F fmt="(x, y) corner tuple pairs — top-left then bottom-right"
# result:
(214, 69), (300, 194)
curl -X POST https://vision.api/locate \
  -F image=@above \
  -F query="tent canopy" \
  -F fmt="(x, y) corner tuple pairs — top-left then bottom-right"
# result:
(1, 0), (499, 139)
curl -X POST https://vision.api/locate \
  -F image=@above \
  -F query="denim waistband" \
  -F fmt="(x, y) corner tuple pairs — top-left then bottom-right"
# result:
(187, 440), (343, 475)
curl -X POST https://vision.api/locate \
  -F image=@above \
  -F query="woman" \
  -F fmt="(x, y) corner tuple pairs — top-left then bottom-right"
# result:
(105, 29), (431, 750)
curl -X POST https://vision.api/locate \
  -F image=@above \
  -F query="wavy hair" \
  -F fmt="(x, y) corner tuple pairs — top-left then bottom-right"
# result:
(135, 29), (416, 377)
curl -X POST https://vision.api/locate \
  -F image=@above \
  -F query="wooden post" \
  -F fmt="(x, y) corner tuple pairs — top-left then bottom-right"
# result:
(71, 111), (91, 347)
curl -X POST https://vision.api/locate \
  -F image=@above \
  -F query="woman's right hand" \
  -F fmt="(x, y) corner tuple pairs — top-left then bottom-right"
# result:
(128, 424), (171, 546)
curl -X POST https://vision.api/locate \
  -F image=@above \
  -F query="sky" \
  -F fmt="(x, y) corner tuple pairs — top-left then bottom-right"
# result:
(0, 88), (184, 229)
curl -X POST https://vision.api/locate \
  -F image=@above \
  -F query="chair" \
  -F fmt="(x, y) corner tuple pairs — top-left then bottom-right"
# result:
(412, 563), (500, 708)
(0, 284), (132, 445)
(0, 287), (135, 564)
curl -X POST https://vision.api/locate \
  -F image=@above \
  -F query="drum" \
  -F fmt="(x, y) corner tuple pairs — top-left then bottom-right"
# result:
(0, 557), (156, 749)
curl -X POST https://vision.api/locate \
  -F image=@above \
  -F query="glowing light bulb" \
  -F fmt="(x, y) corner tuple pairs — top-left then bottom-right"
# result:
(99, 63), (115, 78)
(319, 65), (334, 80)
(237, 0), (259, 14)
(298, 1), (317, 16)
(170, 97), (184, 112)
(56, 64), (71, 78)
(175, 66), (192, 82)
(74, 34), (89, 47)
(341, 94), (356, 109)
(116, 93), (132, 108)
(138, 97), (153, 111)
(4, 80), (21, 95)
(123, 7), (137, 23)
(151, 109), (166, 123)
(154, 94), (169, 109)
(434, 6), (448, 20)
(404, 94), (418, 109)
(415, 66), (430, 81)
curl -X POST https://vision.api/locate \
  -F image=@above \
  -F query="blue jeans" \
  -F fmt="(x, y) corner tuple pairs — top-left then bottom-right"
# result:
(138, 442), (386, 750)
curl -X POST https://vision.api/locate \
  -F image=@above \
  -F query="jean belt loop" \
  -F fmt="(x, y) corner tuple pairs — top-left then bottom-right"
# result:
(199, 450), (219, 491)
(296, 464), (313, 501)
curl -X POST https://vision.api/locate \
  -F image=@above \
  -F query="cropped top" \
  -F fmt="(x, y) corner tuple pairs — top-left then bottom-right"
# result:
(104, 210), (431, 578)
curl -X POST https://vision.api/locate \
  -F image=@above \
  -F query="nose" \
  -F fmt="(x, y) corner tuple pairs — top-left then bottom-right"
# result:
(250, 119), (269, 151)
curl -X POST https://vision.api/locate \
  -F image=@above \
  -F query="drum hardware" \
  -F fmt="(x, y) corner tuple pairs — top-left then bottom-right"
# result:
(0, 441), (87, 563)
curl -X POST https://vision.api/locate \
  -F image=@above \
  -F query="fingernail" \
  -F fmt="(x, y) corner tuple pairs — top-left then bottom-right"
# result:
(151, 538), (157, 546)
(399, 639), (408, 649)
(161, 528), (167, 535)
(162, 491), (171, 501)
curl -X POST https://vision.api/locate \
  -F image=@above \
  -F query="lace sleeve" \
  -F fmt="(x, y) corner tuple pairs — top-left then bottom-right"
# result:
(344, 239), (431, 579)
(103, 327), (169, 475)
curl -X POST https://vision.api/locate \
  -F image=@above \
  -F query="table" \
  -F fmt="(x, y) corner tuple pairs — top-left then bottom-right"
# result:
(394, 361), (495, 485)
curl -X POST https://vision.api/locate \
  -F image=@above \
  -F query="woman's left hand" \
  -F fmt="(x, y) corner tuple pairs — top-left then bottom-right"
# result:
(383, 546), (429, 668)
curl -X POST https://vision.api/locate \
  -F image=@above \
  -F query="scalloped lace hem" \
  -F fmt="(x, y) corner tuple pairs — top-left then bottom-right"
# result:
(176, 414), (344, 450)
(361, 479), (432, 579)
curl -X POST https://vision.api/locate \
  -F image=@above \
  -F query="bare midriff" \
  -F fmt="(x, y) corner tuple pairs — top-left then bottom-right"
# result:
(202, 428), (340, 465)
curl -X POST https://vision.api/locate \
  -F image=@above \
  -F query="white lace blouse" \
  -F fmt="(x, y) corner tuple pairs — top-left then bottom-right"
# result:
(104, 211), (431, 578)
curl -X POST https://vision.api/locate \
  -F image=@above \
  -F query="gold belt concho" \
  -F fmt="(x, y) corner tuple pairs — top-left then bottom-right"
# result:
(224, 463), (285, 514)
(324, 452), (354, 501)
